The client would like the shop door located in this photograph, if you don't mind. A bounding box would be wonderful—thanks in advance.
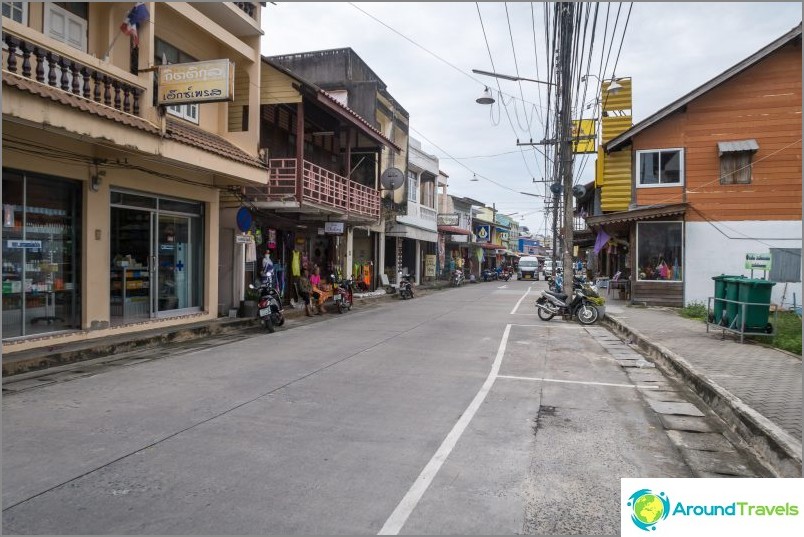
[155,214,191,314]
[110,207,154,323]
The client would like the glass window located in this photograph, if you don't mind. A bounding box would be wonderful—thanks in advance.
[407,170,418,203]
[637,149,683,187]
[154,38,199,124]
[44,2,87,51]
[2,169,82,339]
[2,2,26,23]
[637,222,683,281]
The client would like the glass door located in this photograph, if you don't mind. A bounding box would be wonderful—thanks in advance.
[156,214,191,314]
[110,207,153,323]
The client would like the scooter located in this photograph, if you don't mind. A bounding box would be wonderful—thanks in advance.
[499,268,512,282]
[251,269,285,333]
[399,273,414,300]
[332,275,354,313]
[481,269,498,282]
[451,269,465,287]
[534,283,601,325]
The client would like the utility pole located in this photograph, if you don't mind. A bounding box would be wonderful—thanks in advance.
[557,2,575,296]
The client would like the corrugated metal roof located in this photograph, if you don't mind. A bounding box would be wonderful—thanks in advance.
[717,139,759,155]
[606,24,802,152]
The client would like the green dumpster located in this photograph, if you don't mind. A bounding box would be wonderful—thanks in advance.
[735,278,776,333]
[723,276,745,327]
[711,274,741,325]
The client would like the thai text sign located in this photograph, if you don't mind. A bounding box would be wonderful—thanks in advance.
[425,255,436,277]
[437,213,460,226]
[324,222,345,234]
[158,60,234,105]
[745,253,772,271]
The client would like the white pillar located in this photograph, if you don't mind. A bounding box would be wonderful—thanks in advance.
[346,227,354,279]
[415,239,421,285]
[377,230,385,289]
[235,243,245,303]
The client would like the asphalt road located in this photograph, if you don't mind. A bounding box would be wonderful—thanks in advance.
[3,280,716,534]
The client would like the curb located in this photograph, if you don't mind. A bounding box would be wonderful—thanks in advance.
[602,313,802,478]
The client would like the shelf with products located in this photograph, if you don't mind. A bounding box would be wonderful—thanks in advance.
[110,267,151,318]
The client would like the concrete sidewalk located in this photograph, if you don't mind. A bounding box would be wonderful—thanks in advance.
[603,300,802,477]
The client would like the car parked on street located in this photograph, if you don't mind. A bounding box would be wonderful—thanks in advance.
[517,256,540,280]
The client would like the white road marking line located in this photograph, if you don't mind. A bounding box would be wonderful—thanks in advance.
[497,374,659,389]
[510,286,532,315]
[378,324,513,535]
[498,285,508,289]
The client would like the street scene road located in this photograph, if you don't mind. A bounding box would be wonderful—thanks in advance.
[1,281,769,535]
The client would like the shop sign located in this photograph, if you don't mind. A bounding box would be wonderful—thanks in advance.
[425,255,436,277]
[235,234,253,244]
[158,59,234,105]
[475,225,490,242]
[324,222,345,234]
[498,231,510,242]
[745,252,772,271]
[438,213,460,226]
[7,240,42,249]
[236,206,253,233]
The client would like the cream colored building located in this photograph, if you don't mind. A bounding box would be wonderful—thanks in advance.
[2,2,267,355]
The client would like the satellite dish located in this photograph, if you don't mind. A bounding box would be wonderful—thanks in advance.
[381,167,404,191]
[572,184,587,198]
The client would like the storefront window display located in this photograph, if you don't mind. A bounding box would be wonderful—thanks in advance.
[636,221,683,281]
[2,169,82,339]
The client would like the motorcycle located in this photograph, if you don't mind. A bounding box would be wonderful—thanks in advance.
[250,269,285,333]
[332,275,354,314]
[481,268,498,282]
[451,269,465,287]
[534,281,601,325]
[499,268,512,282]
[398,273,414,300]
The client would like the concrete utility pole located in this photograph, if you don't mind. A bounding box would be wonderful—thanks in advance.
[557,2,575,296]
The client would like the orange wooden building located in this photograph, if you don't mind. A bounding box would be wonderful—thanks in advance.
[588,24,802,307]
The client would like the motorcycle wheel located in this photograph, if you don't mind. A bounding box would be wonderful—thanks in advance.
[536,299,556,321]
[276,314,285,327]
[576,304,600,325]
[262,317,275,333]
[338,301,347,314]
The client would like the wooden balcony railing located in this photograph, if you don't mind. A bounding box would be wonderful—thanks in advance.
[234,2,257,19]
[3,29,145,116]
[246,158,380,220]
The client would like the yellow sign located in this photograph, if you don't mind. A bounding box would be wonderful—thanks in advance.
[158,59,234,105]
[425,255,437,277]
[572,119,597,154]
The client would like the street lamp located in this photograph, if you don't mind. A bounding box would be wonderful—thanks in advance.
[472,69,557,86]
[581,74,624,95]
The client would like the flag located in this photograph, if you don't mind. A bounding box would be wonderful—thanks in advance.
[120,3,149,47]
[593,227,611,255]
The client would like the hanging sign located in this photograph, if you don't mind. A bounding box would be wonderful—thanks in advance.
[235,234,253,244]
[158,59,235,105]
[325,222,345,234]
[236,207,253,232]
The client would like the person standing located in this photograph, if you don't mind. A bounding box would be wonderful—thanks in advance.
[298,267,314,316]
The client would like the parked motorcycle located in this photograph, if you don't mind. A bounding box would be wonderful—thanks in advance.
[481,269,498,282]
[332,275,354,314]
[250,269,285,332]
[499,268,512,282]
[451,269,465,287]
[399,273,414,300]
[534,284,601,325]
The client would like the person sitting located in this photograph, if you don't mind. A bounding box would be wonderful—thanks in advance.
[310,266,333,315]
[298,267,314,317]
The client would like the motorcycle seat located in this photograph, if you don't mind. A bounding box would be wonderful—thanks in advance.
[545,290,568,301]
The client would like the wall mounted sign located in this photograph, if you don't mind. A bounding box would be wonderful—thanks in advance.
[158,59,234,105]
[475,225,490,242]
[745,252,772,271]
[324,222,345,234]
[236,207,252,232]
[437,213,460,226]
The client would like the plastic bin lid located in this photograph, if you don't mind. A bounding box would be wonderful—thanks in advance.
[739,278,776,287]
[711,274,742,280]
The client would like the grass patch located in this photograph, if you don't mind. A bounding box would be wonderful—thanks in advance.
[680,301,708,320]
[758,312,802,355]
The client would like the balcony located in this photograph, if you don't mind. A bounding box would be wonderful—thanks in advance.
[244,159,380,221]
[2,26,146,117]
[190,2,262,37]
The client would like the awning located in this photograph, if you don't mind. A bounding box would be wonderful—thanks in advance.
[717,139,759,156]
[437,225,471,235]
[585,203,687,228]
[476,242,499,250]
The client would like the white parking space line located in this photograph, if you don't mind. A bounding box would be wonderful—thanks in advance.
[378,324,513,535]
[510,286,532,315]
[497,374,659,390]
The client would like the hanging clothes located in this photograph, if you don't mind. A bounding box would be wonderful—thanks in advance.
[246,239,257,263]
[292,250,301,277]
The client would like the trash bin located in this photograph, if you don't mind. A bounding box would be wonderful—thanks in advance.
[735,278,776,333]
[711,274,741,325]
[722,276,745,327]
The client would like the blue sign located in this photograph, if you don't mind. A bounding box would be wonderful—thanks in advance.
[475,225,490,242]
[236,207,253,232]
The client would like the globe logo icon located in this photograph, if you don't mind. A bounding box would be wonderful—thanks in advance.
[627,489,670,531]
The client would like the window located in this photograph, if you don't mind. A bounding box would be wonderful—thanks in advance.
[769,248,801,283]
[155,38,199,124]
[718,140,758,185]
[407,170,419,203]
[44,2,87,52]
[637,149,683,187]
[2,1,26,23]
[636,222,683,281]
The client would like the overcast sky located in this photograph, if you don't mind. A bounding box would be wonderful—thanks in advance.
[261,2,801,236]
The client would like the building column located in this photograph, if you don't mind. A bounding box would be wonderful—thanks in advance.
[415,239,421,285]
[377,230,385,289]
[346,226,354,279]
